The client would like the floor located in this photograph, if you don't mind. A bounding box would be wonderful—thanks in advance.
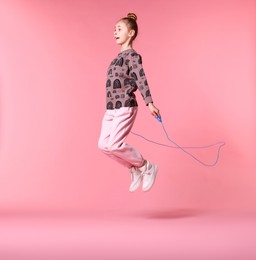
[0,209,256,260]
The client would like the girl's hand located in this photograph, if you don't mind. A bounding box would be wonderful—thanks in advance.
[148,102,161,119]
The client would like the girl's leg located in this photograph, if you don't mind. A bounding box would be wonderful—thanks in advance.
[98,109,136,168]
[98,107,158,192]
[98,107,145,168]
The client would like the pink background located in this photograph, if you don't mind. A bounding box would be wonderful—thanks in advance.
[0,0,255,213]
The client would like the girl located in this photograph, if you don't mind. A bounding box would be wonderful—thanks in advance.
[98,13,161,192]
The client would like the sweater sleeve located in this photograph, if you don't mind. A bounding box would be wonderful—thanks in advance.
[129,52,153,105]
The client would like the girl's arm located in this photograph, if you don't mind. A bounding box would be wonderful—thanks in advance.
[129,52,161,119]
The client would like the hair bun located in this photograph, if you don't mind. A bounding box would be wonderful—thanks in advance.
[127,13,137,21]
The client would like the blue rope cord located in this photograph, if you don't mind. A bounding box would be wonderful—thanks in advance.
[131,119,226,167]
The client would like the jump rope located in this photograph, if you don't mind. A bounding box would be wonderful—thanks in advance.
[131,116,226,167]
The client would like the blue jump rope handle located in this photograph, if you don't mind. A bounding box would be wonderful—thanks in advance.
[156,116,162,122]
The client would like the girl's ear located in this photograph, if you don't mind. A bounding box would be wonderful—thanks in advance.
[129,29,135,38]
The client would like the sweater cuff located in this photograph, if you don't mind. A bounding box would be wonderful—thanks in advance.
[145,96,153,106]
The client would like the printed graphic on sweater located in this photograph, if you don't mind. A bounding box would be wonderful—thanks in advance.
[106,49,153,110]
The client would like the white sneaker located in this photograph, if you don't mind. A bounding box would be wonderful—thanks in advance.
[142,161,158,192]
[129,167,143,192]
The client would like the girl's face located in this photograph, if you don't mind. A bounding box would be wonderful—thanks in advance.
[114,21,134,47]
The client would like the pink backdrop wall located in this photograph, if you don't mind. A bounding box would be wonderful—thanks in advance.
[0,0,255,212]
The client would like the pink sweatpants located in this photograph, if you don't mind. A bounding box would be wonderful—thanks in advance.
[98,107,145,169]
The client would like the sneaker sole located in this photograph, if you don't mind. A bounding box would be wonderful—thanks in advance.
[142,165,158,192]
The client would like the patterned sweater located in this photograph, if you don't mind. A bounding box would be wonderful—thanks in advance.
[106,49,153,110]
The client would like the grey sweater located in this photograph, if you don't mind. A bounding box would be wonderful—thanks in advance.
[106,49,153,110]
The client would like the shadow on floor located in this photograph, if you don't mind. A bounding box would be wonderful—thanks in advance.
[137,208,206,219]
